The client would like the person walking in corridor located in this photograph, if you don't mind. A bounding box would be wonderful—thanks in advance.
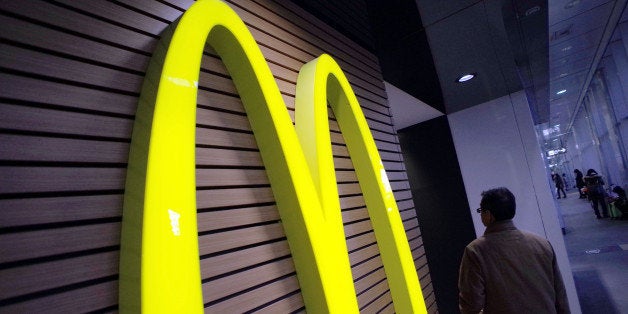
[458,187,570,314]
[584,169,609,219]
[553,172,567,199]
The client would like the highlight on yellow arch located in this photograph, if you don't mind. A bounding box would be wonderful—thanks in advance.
[119,0,426,312]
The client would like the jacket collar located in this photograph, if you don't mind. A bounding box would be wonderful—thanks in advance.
[484,219,516,235]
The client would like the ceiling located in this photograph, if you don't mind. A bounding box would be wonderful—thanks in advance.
[367,0,554,124]
[547,0,627,140]
[414,0,626,128]
[292,0,627,140]
[417,0,628,137]
[414,0,545,117]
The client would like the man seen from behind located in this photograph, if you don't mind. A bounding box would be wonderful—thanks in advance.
[458,187,570,313]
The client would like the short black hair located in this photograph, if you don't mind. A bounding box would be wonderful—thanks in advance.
[480,187,516,221]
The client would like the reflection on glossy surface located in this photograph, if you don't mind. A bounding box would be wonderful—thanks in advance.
[166,76,197,88]
[167,209,180,236]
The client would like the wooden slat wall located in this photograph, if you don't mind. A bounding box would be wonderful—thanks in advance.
[289,0,375,52]
[0,0,436,312]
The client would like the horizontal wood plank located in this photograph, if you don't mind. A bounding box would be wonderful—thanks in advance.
[342,207,370,223]
[0,14,151,72]
[198,222,286,256]
[346,231,377,252]
[204,275,302,313]
[0,103,134,139]
[196,187,275,209]
[0,167,126,194]
[53,0,170,36]
[355,267,388,296]
[0,0,158,53]
[360,282,393,313]
[200,240,290,279]
[196,168,270,187]
[0,73,138,115]
[253,289,305,313]
[0,134,129,164]
[202,257,295,302]
[0,251,118,300]
[196,128,257,149]
[0,222,120,264]
[0,194,122,228]
[116,0,186,22]
[338,182,362,196]
[345,220,375,238]
[197,205,279,232]
[0,44,144,93]
[0,280,118,313]
[351,254,384,281]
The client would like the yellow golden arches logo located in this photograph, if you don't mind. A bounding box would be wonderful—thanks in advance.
[119,0,426,313]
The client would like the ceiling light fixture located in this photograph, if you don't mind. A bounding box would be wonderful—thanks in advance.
[556,89,567,95]
[457,73,476,83]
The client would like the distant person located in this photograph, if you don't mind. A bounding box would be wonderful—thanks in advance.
[458,187,570,314]
[584,169,609,219]
[610,186,628,219]
[552,173,567,199]
[574,169,586,199]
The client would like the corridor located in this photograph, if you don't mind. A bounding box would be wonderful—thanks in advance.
[558,190,628,313]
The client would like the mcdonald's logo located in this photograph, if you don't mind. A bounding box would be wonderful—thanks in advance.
[119,0,426,312]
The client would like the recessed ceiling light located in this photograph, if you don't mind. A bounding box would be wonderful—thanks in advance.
[556,89,567,95]
[457,73,476,83]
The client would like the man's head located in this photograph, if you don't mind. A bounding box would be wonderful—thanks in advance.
[479,187,516,225]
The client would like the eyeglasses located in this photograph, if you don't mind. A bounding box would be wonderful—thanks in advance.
[476,207,488,213]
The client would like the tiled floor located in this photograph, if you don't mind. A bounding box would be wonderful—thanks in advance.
[558,190,628,314]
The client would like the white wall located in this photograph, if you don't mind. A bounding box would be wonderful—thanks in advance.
[384,81,444,130]
[447,91,581,313]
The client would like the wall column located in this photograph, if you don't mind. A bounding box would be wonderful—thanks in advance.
[447,90,580,312]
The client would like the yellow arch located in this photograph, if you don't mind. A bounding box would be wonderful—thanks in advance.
[119,0,426,312]
[296,55,425,313]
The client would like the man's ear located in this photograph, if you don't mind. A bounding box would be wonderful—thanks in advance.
[488,212,496,224]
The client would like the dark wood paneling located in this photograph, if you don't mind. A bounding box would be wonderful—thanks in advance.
[0,0,160,53]
[201,257,296,303]
[0,251,118,300]
[0,223,120,264]
[0,73,138,115]
[200,241,290,279]
[0,280,118,313]
[0,195,122,228]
